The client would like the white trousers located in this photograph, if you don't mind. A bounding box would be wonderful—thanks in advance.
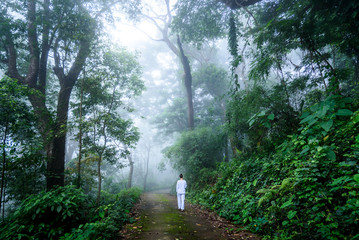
[177,193,185,210]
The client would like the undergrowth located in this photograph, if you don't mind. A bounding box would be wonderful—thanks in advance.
[188,95,359,239]
[0,186,142,240]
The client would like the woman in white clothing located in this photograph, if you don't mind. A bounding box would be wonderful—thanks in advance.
[176,173,187,211]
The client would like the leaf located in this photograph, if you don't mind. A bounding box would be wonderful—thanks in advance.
[267,113,274,120]
[307,118,318,127]
[300,111,310,119]
[310,104,319,112]
[263,122,271,128]
[57,205,62,213]
[326,149,336,161]
[354,174,359,183]
[253,179,258,186]
[258,110,266,117]
[316,105,330,118]
[287,210,297,220]
[300,146,310,155]
[320,119,333,132]
[280,200,293,209]
[248,119,255,127]
[300,114,315,124]
[336,109,353,116]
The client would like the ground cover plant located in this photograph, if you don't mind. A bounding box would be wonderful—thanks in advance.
[0,186,142,239]
[187,96,359,239]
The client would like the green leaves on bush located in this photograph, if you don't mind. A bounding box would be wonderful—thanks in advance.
[0,186,89,239]
[0,186,142,240]
[61,187,142,240]
[188,96,359,239]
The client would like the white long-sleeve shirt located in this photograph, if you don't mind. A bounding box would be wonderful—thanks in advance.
[176,179,187,194]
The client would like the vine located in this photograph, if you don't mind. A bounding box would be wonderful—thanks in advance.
[228,11,241,92]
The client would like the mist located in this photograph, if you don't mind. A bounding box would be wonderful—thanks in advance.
[2,0,358,238]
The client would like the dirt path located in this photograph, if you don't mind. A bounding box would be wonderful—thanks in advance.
[121,190,260,240]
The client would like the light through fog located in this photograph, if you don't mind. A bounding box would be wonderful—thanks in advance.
[102,1,183,192]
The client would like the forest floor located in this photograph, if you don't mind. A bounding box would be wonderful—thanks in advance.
[120,189,260,240]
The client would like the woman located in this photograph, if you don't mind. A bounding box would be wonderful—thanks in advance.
[176,173,187,211]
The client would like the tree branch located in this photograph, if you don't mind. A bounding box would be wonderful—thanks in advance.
[53,37,65,84]
[26,0,40,87]
[38,0,50,94]
[218,0,262,9]
[5,37,24,82]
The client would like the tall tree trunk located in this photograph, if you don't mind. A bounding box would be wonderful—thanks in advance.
[143,145,150,192]
[0,123,8,216]
[97,155,102,204]
[46,76,76,189]
[128,153,134,189]
[77,78,84,189]
[5,0,93,190]
[141,2,195,130]
[177,35,195,129]
[2,177,6,219]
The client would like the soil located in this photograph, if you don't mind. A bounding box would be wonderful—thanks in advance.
[120,189,261,240]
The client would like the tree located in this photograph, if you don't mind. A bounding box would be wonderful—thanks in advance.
[143,142,151,192]
[0,0,140,190]
[71,46,144,202]
[127,150,134,189]
[164,127,227,183]
[0,77,44,216]
[139,0,195,129]
[173,0,359,96]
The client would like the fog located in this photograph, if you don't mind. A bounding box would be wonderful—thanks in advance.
[64,1,206,192]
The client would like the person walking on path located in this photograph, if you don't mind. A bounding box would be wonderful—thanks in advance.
[176,173,187,212]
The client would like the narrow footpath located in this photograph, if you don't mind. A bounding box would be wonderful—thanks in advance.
[120,190,260,240]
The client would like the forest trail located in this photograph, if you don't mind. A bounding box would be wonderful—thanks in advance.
[121,190,260,240]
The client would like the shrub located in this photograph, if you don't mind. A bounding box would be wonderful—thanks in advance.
[164,126,226,183]
[62,187,142,240]
[188,96,359,239]
[0,186,142,240]
[0,186,90,239]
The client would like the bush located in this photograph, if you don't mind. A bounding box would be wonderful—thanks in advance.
[62,187,142,240]
[188,96,359,239]
[0,186,142,240]
[0,186,90,239]
[164,126,226,183]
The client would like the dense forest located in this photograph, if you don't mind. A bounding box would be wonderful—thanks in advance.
[0,0,358,239]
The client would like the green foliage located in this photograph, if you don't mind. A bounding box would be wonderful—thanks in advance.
[250,0,359,95]
[0,186,142,239]
[61,187,142,240]
[172,0,228,46]
[0,76,45,204]
[164,126,226,183]
[226,84,299,154]
[188,96,359,239]
[0,186,89,239]
[228,11,241,91]
[153,97,188,137]
[192,64,230,127]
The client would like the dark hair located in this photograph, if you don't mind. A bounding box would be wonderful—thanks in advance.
[179,174,183,178]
